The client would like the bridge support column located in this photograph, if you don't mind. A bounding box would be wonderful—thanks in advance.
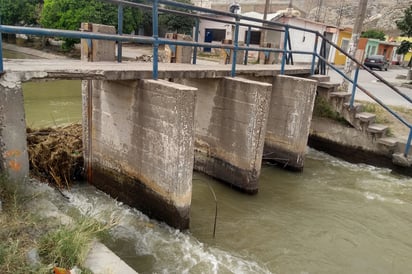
[0,78,29,182]
[178,77,271,193]
[83,79,196,229]
[264,75,317,170]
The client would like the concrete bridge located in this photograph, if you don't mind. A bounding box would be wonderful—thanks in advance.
[0,42,318,229]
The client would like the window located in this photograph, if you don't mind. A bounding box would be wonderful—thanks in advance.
[204,29,226,42]
[340,38,350,53]
[244,30,261,45]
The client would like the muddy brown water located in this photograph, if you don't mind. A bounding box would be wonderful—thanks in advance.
[5,48,412,273]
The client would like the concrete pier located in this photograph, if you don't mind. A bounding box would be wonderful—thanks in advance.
[0,76,29,182]
[264,75,317,170]
[179,77,272,193]
[83,79,196,229]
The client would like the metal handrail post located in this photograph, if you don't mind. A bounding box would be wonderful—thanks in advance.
[231,17,240,77]
[280,26,289,75]
[117,4,123,63]
[244,25,251,65]
[405,129,412,157]
[350,66,360,108]
[311,34,318,75]
[193,18,199,64]
[0,13,3,73]
[0,31,3,74]
[152,0,159,80]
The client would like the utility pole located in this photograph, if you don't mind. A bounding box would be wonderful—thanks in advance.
[336,1,344,27]
[258,0,270,63]
[315,0,323,22]
[259,0,270,46]
[342,0,368,90]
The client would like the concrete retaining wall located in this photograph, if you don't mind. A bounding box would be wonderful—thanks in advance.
[0,76,29,181]
[81,23,116,62]
[178,77,271,193]
[83,79,196,229]
[264,75,317,170]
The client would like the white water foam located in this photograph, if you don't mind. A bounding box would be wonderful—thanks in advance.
[66,186,272,274]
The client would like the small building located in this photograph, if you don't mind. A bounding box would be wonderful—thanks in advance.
[395,36,412,66]
[357,37,400,64]
[333,27,352,65]
[197,6,341,65]
[269,9,341,64]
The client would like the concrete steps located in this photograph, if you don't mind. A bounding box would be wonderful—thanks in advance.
[311,74,411,167]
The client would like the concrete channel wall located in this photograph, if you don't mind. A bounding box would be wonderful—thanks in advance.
[264,75,317,171]
[83,79,196,229]
[0,77,29,182]
[178,77,272,193]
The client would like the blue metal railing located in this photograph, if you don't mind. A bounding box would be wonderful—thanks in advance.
[0,0,411,157]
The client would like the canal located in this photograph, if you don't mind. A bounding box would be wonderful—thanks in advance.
[4,48,412,273]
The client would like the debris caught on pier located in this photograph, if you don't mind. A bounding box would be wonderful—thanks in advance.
[26,124,84,189]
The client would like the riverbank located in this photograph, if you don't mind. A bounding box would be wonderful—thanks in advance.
[0,174,138,274]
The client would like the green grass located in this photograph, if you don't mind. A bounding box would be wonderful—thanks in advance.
[0,174,47,273]
[360,102,391,124]
[313,96,349,125]
[0,174,115,273]
[39,217,111,269]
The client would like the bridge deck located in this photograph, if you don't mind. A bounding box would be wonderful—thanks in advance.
[2,59,311,81]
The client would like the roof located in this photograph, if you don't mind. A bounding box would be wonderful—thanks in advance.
[240,11,282,26]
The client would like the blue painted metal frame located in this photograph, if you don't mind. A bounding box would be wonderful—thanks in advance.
[0,13,2,73]
[231,17,240,77]
[192,18,199,65]
[310,34,318,75]
[280,26,289,75]
[350,66,360,108]
[117,4,123,63]
[152,0,159,80]
[244,26,251,65]
[0,32,3,73]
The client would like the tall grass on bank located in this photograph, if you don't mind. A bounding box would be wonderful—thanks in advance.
[0,174,47,273]
[39,217,112,270]
[0,174,115,273]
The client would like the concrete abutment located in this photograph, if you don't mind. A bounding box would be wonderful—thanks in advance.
[83,79,196,229]
[177,77,272,193]
[0,77,29,182]
[263,75,317,171]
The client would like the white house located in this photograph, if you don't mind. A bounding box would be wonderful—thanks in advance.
[196,6,339,64]
[271,12,339,64]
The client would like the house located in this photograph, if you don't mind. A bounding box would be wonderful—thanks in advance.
[270,10,339,64]
[197,11,280,53]
[333,27,352,65]
[197,6,341,64]
[395,36,412,66]
[357,37,400,64]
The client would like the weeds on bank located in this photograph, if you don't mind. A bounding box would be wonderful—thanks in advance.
[313,96,349,125]
[361,102,391,124]
[0,174,115,273]
[39,217,112,270]
[0,174,46,273]
[360,101,412,137]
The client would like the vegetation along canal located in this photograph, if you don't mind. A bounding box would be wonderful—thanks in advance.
[5,48,412,273]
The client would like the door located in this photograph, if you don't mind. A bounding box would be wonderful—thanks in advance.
[204,29,213,52]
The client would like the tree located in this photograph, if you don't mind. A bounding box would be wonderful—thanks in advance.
[158,0,195,35]
[0,0,41,25]
[40,0,142,49]
[396,5,412,79]
[360,29,386,41]
[396,5,412,37]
